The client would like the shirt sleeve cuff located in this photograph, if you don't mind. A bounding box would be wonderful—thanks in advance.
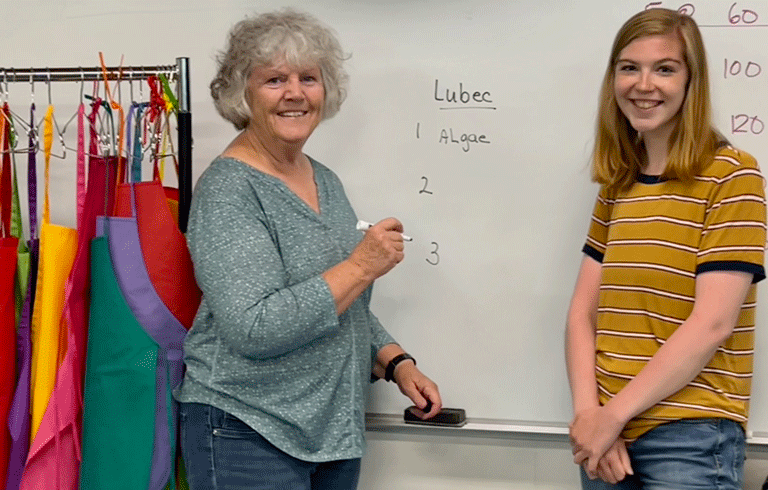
[582,244,604,263]
[697,260,766,284]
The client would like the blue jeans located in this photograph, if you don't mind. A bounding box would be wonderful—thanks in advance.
[580,418,745,490]
[179,402,361,490]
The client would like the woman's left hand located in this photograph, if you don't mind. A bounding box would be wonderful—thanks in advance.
[394,362,442,419]
[569,405,625,474]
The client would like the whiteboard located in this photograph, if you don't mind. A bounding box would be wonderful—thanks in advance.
[4,0,768,434]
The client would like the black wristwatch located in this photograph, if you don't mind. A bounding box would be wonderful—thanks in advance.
[385,353,416,382]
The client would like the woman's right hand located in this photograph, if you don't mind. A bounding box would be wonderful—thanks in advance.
[323,218,406,315]
[348,218,406,281]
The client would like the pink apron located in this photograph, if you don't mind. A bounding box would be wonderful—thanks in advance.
[19,101,115,490]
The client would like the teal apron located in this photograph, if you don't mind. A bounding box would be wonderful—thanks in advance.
[79,236,157,490]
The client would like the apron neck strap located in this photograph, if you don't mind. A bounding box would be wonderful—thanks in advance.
[27,103,38,239]
[76,103,86,231]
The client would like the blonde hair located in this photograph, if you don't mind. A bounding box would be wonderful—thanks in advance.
[592,8,725,189]
[210,8,349,130]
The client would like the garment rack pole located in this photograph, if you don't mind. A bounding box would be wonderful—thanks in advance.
[0,58,192,231]
[176,57,192,233]
[0,65,178,82]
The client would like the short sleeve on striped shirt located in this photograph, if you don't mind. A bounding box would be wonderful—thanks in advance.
[582,187,613,262]
[697,151,767,283]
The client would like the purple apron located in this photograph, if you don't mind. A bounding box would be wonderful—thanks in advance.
[99,183,186,490]
[5,103,40,490]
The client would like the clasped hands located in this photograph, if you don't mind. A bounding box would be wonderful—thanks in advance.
[569,405,633,484]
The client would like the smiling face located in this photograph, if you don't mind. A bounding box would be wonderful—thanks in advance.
[246,62,325,148]
[614,32,689,146]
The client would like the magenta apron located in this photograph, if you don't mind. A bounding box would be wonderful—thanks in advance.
[18,100,116,490]
[4,102,37,490]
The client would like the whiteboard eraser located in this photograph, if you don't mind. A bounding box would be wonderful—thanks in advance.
[404,406,466,427]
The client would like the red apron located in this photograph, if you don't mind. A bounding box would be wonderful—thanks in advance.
[0,101,19,489]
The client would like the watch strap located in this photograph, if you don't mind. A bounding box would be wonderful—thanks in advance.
[385,353,416,382]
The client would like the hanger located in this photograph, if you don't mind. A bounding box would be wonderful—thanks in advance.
[0,80,10,158]
[157,73,178,114]
[123,69,145,167]
[154,105,178,168]
[141,79,165,164]
[3,69,34,133]
[126,99,148,176]
[84,94,115,157]
[59,68,102,159]
[0,71,14,143]
[79,77,115,158]
[128,72,135,107]
[0,69,6,105]
[98,52,126,159]
[59,68,84,154]
[140,68,146,104]
[0,69,37,156]
[38,69,67,159]
[153,74,182,179]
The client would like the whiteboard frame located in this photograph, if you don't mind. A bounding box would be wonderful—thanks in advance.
[365,413,768,456]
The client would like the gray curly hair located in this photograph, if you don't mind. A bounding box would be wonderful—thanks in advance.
[210,9,349,130]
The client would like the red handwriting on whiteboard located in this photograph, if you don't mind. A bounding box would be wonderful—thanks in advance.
[645,2,695,15]
[724,59,762,79]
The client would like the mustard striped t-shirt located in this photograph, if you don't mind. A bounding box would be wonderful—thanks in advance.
[583,146,767,441]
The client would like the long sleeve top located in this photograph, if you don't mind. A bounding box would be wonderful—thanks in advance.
[175,156,396,462]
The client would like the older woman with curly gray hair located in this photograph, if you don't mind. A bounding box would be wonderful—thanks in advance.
[175,9,442,490]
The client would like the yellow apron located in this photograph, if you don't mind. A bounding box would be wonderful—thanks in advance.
[28,106,78,441]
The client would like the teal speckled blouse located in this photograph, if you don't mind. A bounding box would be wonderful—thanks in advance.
[175,156,396,462]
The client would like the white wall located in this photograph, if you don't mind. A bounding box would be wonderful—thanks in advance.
[360,432,768,489]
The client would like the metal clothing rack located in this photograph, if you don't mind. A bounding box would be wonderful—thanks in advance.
[0,57,192,232]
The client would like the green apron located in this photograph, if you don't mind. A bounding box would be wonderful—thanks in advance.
[79,236,157,490]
